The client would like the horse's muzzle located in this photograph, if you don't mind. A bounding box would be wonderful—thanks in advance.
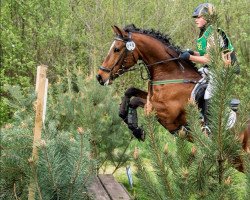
[96,74,104,85]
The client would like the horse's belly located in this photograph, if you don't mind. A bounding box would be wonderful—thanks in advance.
[149,84,194,130]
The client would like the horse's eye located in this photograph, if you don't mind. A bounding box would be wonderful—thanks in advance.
[114,48,120,52]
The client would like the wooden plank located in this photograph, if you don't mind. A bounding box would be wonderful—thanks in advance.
[98,174,131,200]
[88,176,111,200]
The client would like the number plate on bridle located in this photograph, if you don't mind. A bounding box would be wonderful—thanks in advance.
[126,41,136,51]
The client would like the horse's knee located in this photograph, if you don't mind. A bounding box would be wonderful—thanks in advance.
[129,97,145,109]
[125,87,139,98]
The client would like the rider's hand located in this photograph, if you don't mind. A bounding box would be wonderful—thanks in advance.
[179,51,191,60]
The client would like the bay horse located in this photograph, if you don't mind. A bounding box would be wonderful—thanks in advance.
[96,24,249,171]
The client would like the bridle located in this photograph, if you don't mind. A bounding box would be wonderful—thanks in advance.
[99,32,184,81]
[99,32,138,80]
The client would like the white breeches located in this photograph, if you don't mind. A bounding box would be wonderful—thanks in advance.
[199,67,213,100]
[204,74,213,100]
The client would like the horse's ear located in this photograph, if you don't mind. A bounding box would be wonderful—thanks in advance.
[112,25,125,37]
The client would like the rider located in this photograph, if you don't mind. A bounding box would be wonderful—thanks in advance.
[179,3,237,131]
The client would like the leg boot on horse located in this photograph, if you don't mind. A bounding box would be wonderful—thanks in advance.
[119,87,147,141]
[127,107,145,141]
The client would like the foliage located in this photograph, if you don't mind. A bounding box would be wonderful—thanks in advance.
[133,25,249,198]
[1,0,249,125]
[0,83,95,199]
[46,70,132,173]
[134,111,248,199]
[1,0,250,199]
[133,113,194,200]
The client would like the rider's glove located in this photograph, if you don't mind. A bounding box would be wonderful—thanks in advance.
[186,49,194,55]
[179,51,191,61]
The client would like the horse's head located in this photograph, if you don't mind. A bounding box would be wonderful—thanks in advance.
[96,25,140,85]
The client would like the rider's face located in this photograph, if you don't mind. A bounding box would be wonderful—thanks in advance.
[194,16,207,28]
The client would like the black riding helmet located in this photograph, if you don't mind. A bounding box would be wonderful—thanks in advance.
[192,3,215,18]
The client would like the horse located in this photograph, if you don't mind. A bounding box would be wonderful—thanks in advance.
[96,24,250,172]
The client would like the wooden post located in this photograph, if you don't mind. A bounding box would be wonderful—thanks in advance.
[28,65,48,200]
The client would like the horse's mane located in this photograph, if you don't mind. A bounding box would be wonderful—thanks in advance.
[124,24,198,71]
[123,24,182,54]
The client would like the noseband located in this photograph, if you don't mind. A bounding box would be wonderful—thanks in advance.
[99,32,138,80]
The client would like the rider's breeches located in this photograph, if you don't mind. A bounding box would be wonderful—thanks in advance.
[204,72,214,100]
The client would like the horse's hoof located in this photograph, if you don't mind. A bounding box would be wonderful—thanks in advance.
[132,128,145,142]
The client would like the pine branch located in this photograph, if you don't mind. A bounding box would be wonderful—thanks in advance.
[40,141,59,199]
[28,157,43,200]
[145,114,174,199]
[112,138,132,174]
[134,156,165,200]
[67,133,84,200]
[13,182,20,200]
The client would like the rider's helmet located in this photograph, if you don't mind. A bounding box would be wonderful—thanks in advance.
[192,3,215,18]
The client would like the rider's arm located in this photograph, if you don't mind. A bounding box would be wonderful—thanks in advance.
[193,51,200,56]
[189,53,210,64]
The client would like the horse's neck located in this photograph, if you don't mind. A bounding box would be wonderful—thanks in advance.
[135,35,168,65]
[135,35,200,81]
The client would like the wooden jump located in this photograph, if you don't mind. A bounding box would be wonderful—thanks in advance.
[88,174,132,200]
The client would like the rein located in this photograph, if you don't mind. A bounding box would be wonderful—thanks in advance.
[145,57,180,67]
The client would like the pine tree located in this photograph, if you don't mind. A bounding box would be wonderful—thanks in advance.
[1,82,95,199]
[134,113,196,200]
[48,70,133,173]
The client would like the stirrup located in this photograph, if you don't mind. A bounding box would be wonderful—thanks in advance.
[201,125,211,135]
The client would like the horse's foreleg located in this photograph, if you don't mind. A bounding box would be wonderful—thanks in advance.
[119,87,147,121]
[119,96,130,122]
[127,97,146,141]
[119,87,147,141]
